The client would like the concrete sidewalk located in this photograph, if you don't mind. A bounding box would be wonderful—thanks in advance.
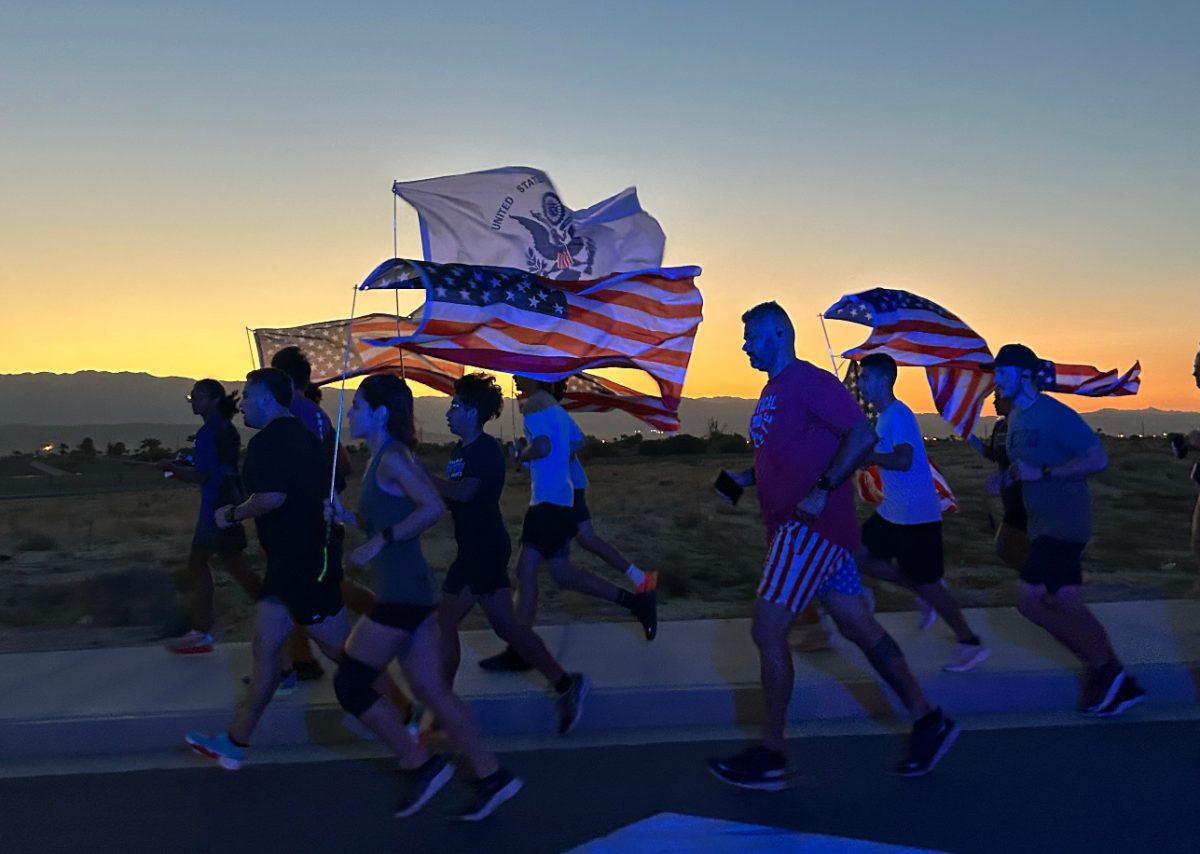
[1,600,1198,760]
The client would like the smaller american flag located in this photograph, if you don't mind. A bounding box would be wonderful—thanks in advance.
[826,288,993,436]
[854,462,959,514]
[1034,360,1141,396]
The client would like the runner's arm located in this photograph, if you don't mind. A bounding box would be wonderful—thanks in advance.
[216,492,285,528]
[867,443,913,472]
[517,435,551,462]
[1014,441,1107,482]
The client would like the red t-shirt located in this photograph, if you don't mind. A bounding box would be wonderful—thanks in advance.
[751,359,866,549]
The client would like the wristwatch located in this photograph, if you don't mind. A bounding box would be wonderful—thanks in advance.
[225,506,238,524]
[816,475,834,492]
[1040,464,1053,480]
[381,526,396,544]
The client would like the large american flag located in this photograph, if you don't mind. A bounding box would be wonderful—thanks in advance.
[825,288,994,436]
[357,258,703,416]
[253,313,689,433]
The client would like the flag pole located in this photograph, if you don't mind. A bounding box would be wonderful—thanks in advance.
[244,327,260,370]
[392,189,407,380]
[818,314,841,377]
[320,283,359,582]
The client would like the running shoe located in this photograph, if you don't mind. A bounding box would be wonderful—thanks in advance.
[166,630,214,655]
[449,768,524,821]
[185,731,245,770]
[478,646,532,672]
[275,668,298,697]
[1086,675,1147,718]
[1080,663,1126,714]
[635,571,659,595]
[630,589,658,641]
[916,597,937,631]
[293,659,325,681]
[707,745,794,791]
[555,673,591,735]
[943,642,990,673]
[394,755,454,818]
[894,710,959,777]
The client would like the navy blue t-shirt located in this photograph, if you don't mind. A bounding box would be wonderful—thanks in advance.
[446,433,509,556]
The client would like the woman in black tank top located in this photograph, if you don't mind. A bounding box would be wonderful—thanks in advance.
[326,375,522,820]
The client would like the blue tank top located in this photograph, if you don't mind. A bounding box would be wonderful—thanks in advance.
[358,441,439,606]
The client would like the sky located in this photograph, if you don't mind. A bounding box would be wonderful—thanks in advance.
[2,1,1198,412]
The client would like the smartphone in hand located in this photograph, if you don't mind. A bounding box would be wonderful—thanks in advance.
[714,470,744,505]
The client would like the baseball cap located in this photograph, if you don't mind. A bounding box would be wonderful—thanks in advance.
[990,343,1041,371]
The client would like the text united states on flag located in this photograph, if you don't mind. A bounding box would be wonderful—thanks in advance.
[357,258,703,415]
[825,288,994,437]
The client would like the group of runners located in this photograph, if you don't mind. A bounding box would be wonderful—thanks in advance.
[162,304,1156,817]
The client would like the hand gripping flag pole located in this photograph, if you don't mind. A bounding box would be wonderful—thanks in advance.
[321,283,359,583]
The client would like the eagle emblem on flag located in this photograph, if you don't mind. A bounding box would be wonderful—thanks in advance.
[512,192,597,280]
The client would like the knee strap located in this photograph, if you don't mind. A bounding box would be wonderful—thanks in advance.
[333,655,382,717]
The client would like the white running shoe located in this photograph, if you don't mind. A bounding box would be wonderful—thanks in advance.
[943,642,990,673]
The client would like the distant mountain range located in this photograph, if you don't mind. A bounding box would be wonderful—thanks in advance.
[0,371,1196,454]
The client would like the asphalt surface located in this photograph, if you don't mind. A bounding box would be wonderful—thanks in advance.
[4,719,1198,854]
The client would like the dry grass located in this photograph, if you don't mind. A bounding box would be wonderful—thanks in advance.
[0,438,1195,650]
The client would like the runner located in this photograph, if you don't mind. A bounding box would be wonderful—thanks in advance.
[709,302,958,789]
[855,354,989,673]
[477,375,656,672]
[990,343,1146,716]
[270,346,349,682]
[553,381,657,597]
[968,390,1030,569]
[429,372,588,735]
[162,379,261,654]
[326,374,522,820]
[184,368,346,768]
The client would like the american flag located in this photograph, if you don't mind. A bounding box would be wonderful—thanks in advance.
[854,462,960,514]
[558,373,681,432]
[251,313,465,395]
[358,258,703,415]
[1033,360,1141,396]
[825,288,993,436]
[252,314,688,433]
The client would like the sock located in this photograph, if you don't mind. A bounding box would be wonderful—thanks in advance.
[554,674,572,694]
[228,733,250,748]
[615,590,634,609]
[961,636,981,646]
[624,564,646,587]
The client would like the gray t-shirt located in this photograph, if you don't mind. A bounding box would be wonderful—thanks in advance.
[1007,395,1099,543]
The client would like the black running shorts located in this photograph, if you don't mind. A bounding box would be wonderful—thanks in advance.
[572,489,591,525]
[1020,536,1085,593]
[521,502,578,559]
[861,513,945,585]
[444,540,513,597]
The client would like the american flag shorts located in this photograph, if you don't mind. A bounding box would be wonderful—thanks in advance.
[758,522,859,612]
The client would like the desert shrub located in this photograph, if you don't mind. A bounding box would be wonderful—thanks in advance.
[708,432,750,453]
[17,532,58,551]
[637,434,707,456]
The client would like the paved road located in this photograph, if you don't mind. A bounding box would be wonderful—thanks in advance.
[5,719,1197,853]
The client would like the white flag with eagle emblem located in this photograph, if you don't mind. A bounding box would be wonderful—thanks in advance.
[393,167,665,281]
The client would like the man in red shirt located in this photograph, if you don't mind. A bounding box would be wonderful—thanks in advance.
[709,302,958,789]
